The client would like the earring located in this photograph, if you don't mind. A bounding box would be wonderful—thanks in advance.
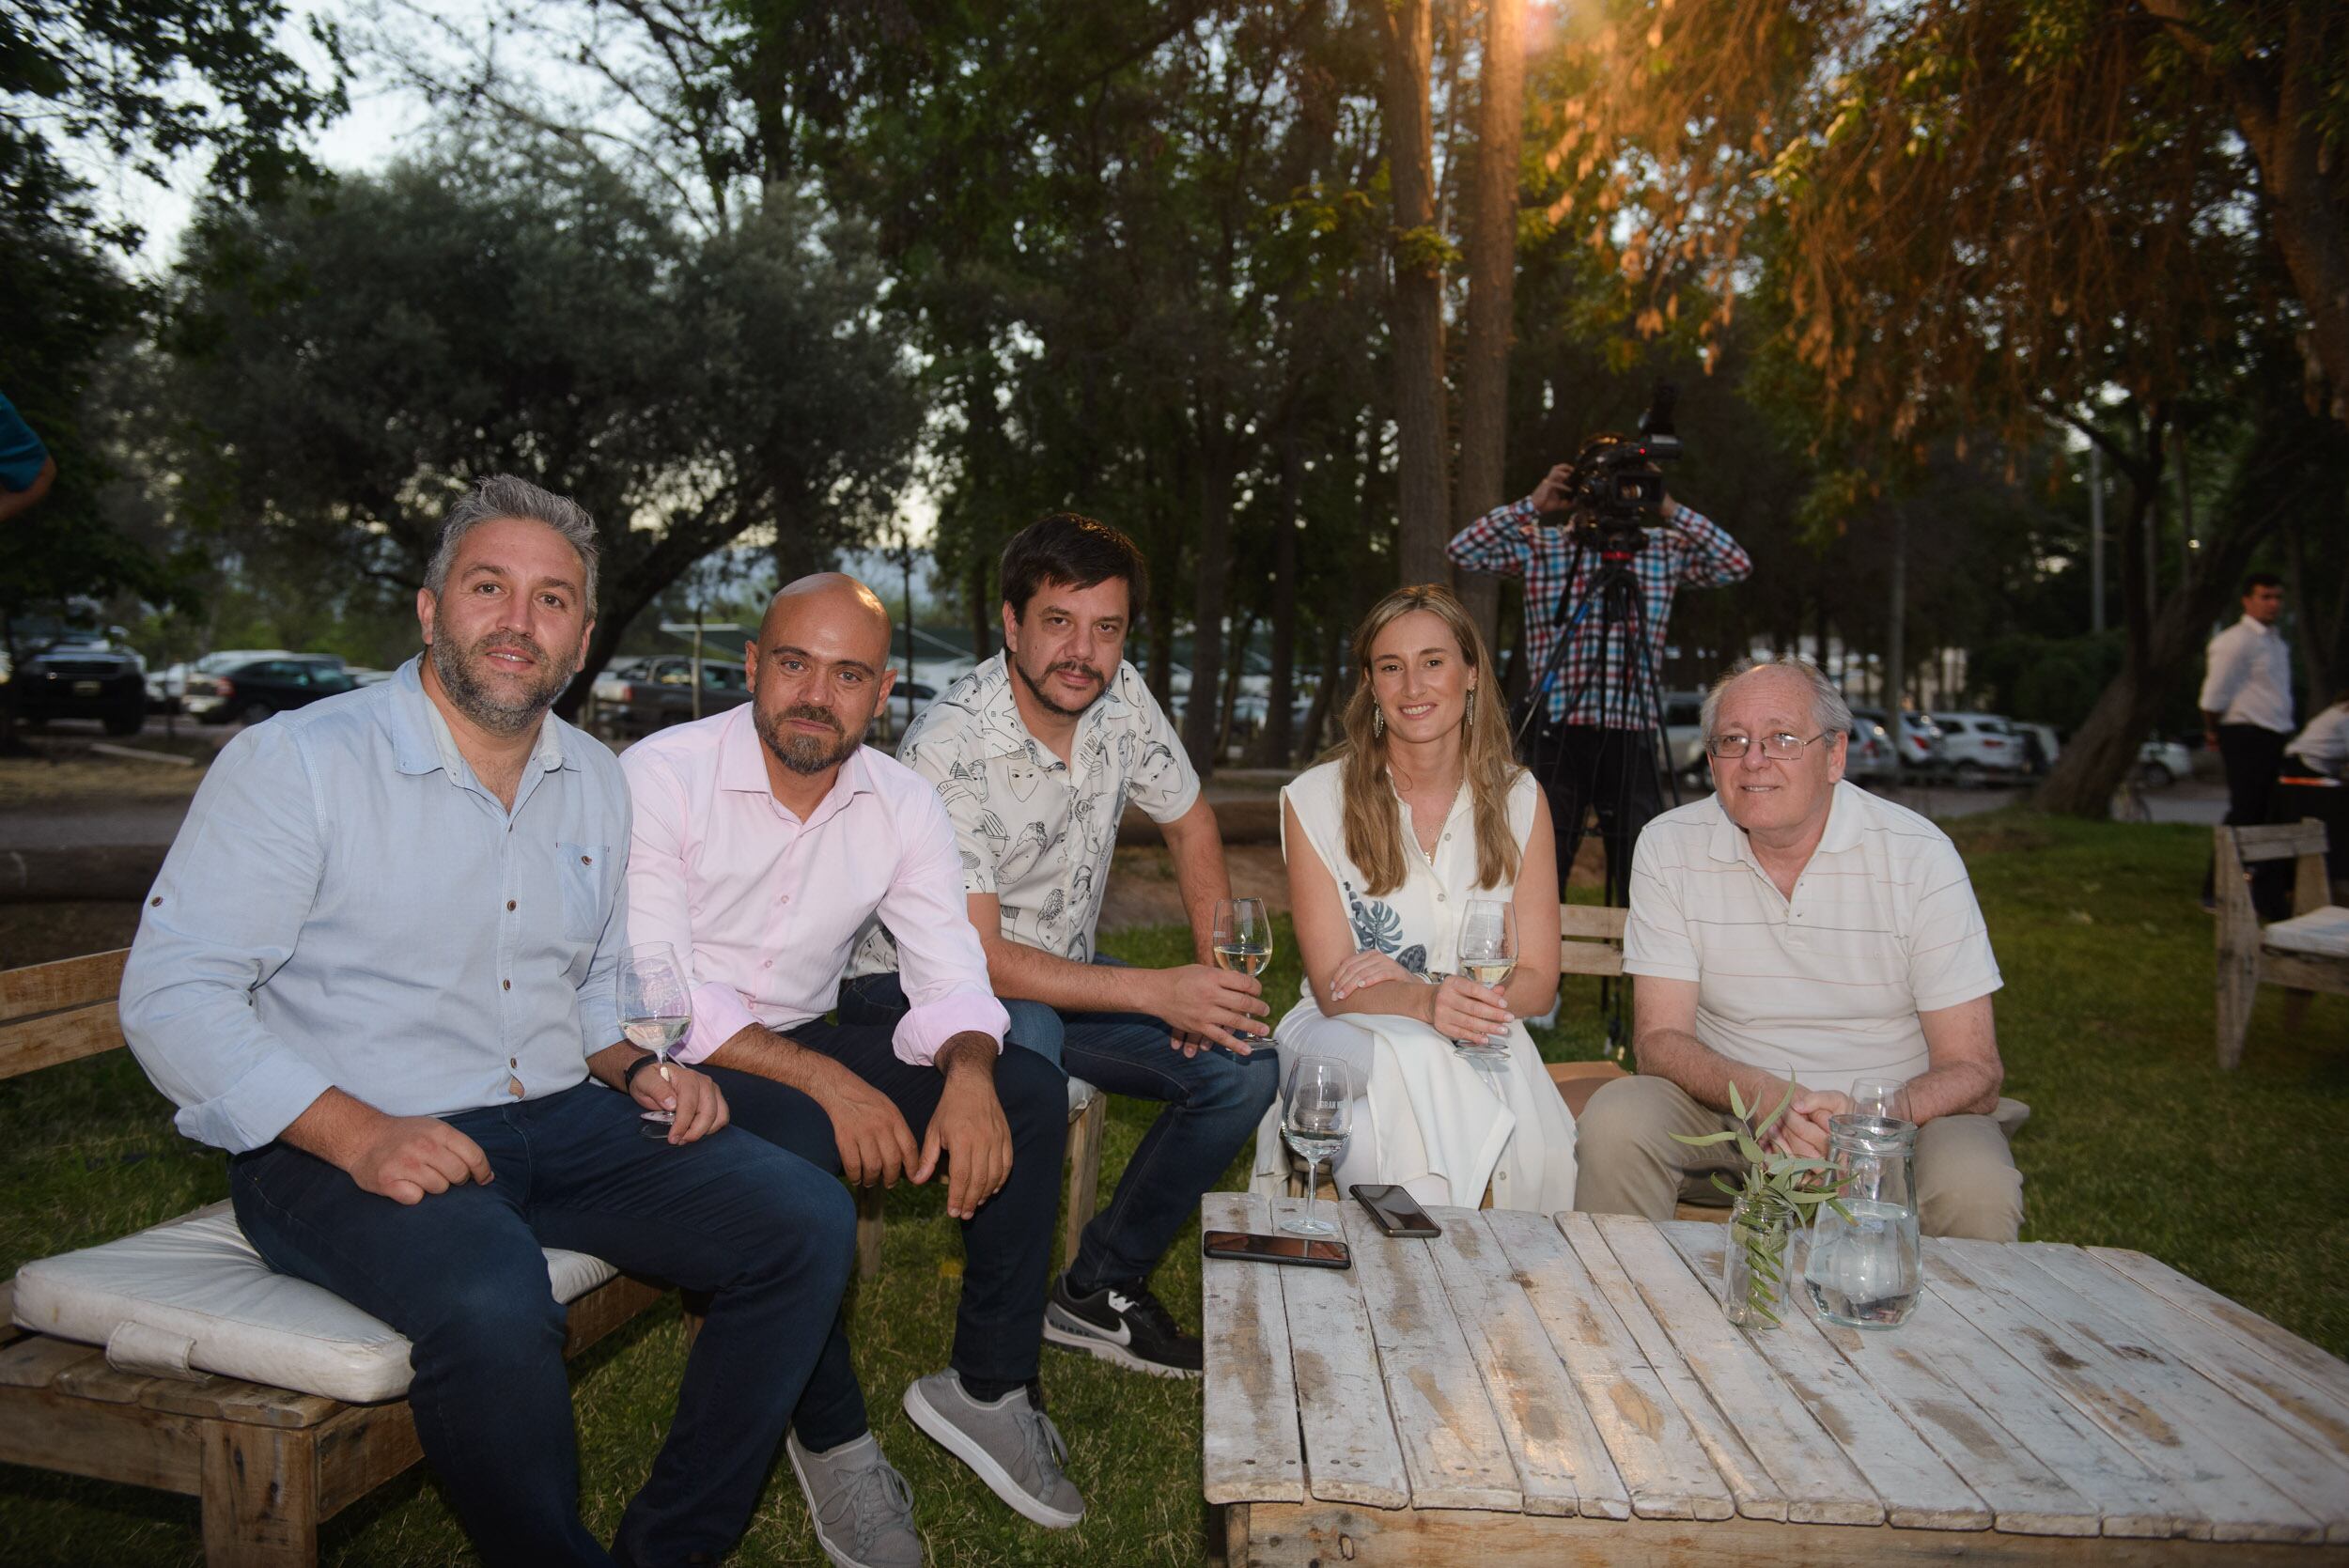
[1465,690,1477,728]
[1373,708,1386,737]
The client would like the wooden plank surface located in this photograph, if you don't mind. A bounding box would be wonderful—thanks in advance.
[1487,1209,1734,1521]
[2089,1246,2349,1411]
[0,948,128,1020]
[1269,1195,1410,1509]
[0,1334,102,1389]
[0,1382,204,1496]
[1592,1214,1884,1526]
[1237,1496,2349,1566]
[138,1374,343,1431]
[1423,1210,1626,1517]
[1664,1223,2097,1536]
[1201,1191,1307,1506]
[1556,1212,1789,1522]
[51,1357,163,1407]
[1983,1242,2349,1542]
[1928,1242,2325,1544]
[1335,1202,1521,1511]
[0,1001,129,1079]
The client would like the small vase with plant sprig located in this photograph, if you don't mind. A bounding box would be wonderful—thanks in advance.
[1672,1078,1852,1327]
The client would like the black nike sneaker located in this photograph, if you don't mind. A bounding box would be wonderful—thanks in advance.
[1042,1271,1203,1378]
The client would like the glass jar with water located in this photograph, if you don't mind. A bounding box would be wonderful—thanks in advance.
[1801,1110,1922,1327]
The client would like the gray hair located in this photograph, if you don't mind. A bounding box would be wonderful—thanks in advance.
[1701,656,1854,743]
[423,475,600,612]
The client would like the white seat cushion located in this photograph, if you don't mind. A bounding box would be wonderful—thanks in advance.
[1068,1075,1100,1119]
[11,1201,617,1405]
[2266,905,2349,960]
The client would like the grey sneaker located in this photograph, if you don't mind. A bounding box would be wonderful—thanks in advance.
[901,1372,1084,1529]
[786,1430,923,1568]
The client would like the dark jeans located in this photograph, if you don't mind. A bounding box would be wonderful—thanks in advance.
[702,1009,1069,1448]
[2204,722,2291,914]
[230,1079,854,1568]
[1527,718,1666,906]
[857,957,1278,1296]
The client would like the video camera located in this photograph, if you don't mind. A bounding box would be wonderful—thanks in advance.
[1553,382,1683,558]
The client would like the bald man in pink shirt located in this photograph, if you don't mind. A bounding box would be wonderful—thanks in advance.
[620,576,1079,1565]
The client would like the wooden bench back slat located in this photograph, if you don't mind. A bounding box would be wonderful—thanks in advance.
[0,1001,128,1080]
[2228,820,2329,863]
[0,949,130,1022]
[1559,903,1627,978]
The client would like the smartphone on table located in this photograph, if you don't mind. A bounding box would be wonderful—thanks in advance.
[1350,1184,1440,1238]
[1202,1230,1352,1269]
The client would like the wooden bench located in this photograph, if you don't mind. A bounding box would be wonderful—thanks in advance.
[2215,819,2349,1068]
[0,949,669,1567]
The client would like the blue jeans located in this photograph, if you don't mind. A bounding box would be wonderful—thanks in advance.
[855,957,1279,1295]
[230,1079,854,1568]
[704,1009,1070,1446]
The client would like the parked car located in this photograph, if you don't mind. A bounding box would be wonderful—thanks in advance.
[192,654,358,725]
[2135,737,2196,789]
[588,656,754,739]
[1926,711,2028,785]
[2015,722,2062,776]
[1661,691,1707,781]
[1843,713,1899,781]
[154,649,300,718]
[12,636,147,735]
[1851,706,1944,772]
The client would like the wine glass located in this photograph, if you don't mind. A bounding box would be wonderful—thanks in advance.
[1280,1055,1353,1236]
[1452,897,1517,1063]
[1211,897,1273,1047]
[1850,1076,1913,1126]
[618,942,693,1141]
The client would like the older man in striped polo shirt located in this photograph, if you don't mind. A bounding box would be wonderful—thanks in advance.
[1575,657,2024,1241]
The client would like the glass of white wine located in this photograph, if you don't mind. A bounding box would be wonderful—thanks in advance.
[1280,1055,1353,1236]
[1211,897,1272,1048]
[618,942,693,1141]
[1453,897,1517,1063]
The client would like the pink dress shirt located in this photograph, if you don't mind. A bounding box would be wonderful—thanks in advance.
[619,706,1008,1067]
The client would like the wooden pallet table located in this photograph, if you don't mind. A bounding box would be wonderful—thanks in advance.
[1201,1193,2349,1566]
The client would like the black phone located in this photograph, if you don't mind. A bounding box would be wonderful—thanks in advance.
[1350,1184,1440,1238]
[1202,1230,1352,1269]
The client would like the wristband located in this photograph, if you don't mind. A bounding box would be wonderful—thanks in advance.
[621,1052,663,1093]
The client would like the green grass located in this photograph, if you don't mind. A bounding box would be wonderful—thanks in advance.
[0,812,2342,1563]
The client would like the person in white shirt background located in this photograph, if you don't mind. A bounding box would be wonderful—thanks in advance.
[2285,691,2349,782]
[2199,572,2295,913]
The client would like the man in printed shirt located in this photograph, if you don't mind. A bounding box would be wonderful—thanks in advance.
[621,573,1074,1567]
[120,477,854,1568]
[1448,463,1750,903]
[854,513,1279,1381]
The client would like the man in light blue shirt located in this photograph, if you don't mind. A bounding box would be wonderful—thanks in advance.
[120,475,854,1568]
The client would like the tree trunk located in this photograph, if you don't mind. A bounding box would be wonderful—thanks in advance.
[1247,416,1303,767]
[1296,602,1348,763]
[2144,0,2349,428]
[1380,0,1451,583]
[1451,0,1522,650]
[967,550,992,666]
[1218,607,1259,762]
[1179,396,1237,776]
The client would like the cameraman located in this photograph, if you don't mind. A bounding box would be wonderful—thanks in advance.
[1447,464,1750,904]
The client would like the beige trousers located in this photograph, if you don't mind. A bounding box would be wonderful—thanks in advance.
[1571,1074,2025,1242]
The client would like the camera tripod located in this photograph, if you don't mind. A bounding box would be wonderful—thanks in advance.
[1512,526,1684,1061]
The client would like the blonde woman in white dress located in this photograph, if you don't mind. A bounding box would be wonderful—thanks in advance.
[1252,584,1578,1213]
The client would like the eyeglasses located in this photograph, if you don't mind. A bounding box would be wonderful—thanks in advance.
[1706,731,1830,760]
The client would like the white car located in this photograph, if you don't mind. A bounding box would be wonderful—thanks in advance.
[1926,711,2028,784]
[2135,738,2196,789]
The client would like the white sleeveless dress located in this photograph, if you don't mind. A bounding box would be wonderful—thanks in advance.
[1251,760,1579,1213]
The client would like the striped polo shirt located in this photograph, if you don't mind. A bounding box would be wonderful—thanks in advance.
[1622,780,2001,1086]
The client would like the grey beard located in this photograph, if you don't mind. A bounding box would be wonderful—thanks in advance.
[756,705,864,774]
[429,634,570,737]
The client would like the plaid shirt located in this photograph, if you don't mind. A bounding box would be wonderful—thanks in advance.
[1448,496,1751,729]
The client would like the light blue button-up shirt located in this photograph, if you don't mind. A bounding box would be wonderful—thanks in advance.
[121,658,631,1154]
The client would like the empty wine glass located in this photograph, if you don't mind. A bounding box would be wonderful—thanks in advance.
[1211,897,1273,1046]
[618,942,692,1141]
[1452,897,1517,1063]
[1280,1055,1353,1236]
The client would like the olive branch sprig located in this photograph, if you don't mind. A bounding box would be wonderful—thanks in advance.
[1672,1079,1853,1326]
